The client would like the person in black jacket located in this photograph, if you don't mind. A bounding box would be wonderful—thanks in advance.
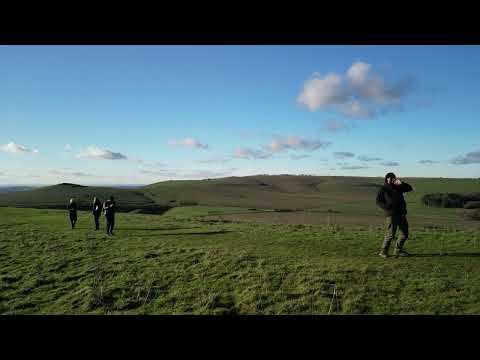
[92,196,102,230]
[376,172,413,258]
[103,196,116,236]
[67,198,78,229]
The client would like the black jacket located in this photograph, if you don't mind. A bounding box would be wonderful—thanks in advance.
[376,182,412,216]
[93,199,102,214]
[103,200,116,217]
[67,202,77,213]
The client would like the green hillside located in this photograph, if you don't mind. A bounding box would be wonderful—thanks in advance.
[143,175,384,209]
[143,175,480,211]
[1,176,479,221]
[0,183,167,214]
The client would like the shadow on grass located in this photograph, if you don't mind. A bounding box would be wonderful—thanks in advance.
[159,230,233,236]
[410,252,480,258]
[117,227,199,231]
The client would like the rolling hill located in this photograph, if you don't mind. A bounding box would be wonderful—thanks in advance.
[0,183,167,214]
[143,175,480,211]
[1,176,478,218]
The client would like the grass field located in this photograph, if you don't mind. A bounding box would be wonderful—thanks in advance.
[2,206,480,315]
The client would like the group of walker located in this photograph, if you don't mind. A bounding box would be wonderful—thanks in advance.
[67,196,116,235]
[65,172,414,257]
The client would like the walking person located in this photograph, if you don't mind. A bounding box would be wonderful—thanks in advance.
[92,196,102,230]
[67,198,78,229]
[103,196,116,236]
[376,172,413,258]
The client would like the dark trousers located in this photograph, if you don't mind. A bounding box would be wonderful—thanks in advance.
[382,214,409,252]
[106,216,115,235]
[93,212,100,230]
[69,213,77,229]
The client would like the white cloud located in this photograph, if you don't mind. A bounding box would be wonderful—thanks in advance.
[297,62,414,119]
[233,147,271,160]
[297,73,348,112]
[65,144,72,152]
[380,161,400,166]
[264,136,330,153]
[346,62,371,86]
[77,145,127,160]
[334,152,355,159]
[169,137,209,150]
[1,142,38,154]
[451,150,480,165]
[347,61,414,103]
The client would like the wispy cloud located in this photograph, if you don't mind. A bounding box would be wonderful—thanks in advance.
[297,61,414,119]
[233,147,272,160]
[65,144,72,152]
[419,159,437,164]
[77,146,127,160]
[325,119,350,132]
[49,169,93,177]
[340,100,375,118]
[1,142,38,154]
[194,157,232,164]
[169,137,209,150]
[263,136,330,153]
[340,165,368,170]
[451,150,480,165]
[290,154,311,160]
[334,152,355,159]
[380,161,400,166]
[358,155,382,162]
[132,157,166,167]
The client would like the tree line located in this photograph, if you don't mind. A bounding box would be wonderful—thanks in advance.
[421,193,480,209]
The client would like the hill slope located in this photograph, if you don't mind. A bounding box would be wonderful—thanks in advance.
[143,175,384,209]
[1,176,478,216]
[143,175,480,211]
[0,183,167,214]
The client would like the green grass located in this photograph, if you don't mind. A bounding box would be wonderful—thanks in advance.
[1,206,480,315]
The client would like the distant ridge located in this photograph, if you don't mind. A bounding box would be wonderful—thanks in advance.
[0,183,169,214]
[59,183,87,187]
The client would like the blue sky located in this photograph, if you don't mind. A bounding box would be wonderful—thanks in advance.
[1,45,479,185]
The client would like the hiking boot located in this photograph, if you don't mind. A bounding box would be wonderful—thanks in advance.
[378,251,389,258]
[394,249,410,257]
